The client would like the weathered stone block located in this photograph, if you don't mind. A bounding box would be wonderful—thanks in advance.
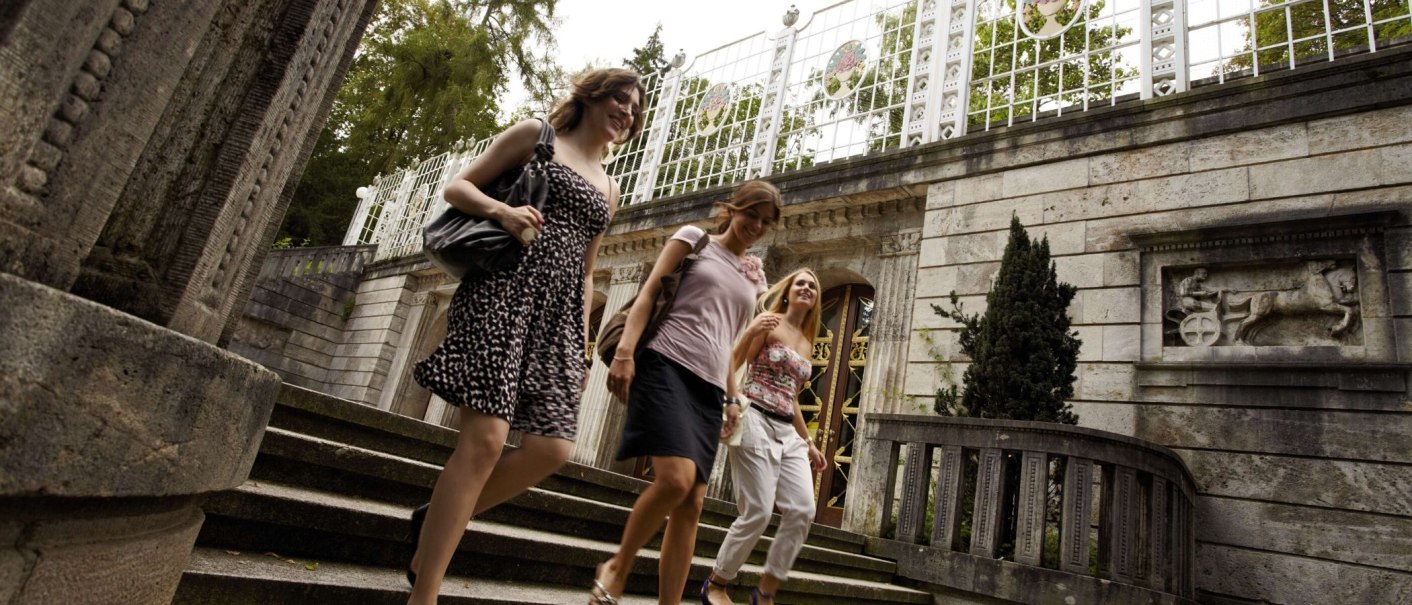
[1082,288,1141,324]
[954,262,1000,296]
[1054,254,1105,289]
[1102,325,1140,361]
[1189,122,1309,173]
[356,275,409,295]
[919,236,949,268]
[950,198,1044,234]
[1134,406,1411,463]
[953,173,1004,206]
[914,266,959,298]
[1397,318,1412,363]
[1196,543,1411,605]
[1179,450,1412,517]
[1089,141,1191,185]
[926,180,955,209]
[1141,322,1163,360]
[1030,222,1087,255]
[1070,400,1136,436]
[1002,157,1089,199]
[346,300,401,319]
[1332,184,1412,213]
[1249,149,1381,200]
[1390,271,1412,317]
[1135,167,1249,211]
[1198,497,1412,571]
[1307,103,1412,155]
[1073,325,1103,362]
[922,208,954,238]
[1077,363,1134,401]
[904,361,948,398]
[947,230,1008,264]
[1102,251,1139,287]
[1380,142,1412,186]
[343,314,397,333]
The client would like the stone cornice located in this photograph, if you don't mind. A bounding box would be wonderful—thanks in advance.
[1129,210,1400,252]
[599,197,925,258]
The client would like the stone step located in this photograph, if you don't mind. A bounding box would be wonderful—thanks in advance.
[194,480,931,605]
[177,547,664,605]
[249,426,896,583]
[268,384,868,554]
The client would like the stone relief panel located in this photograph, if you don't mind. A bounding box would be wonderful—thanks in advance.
[1135,212,1401,364]
[1162,259,1362,347]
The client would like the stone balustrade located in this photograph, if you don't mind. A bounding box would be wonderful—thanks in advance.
[853,414,1198,604]
[258,244,377,281]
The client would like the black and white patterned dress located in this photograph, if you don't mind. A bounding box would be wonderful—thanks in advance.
[413,161,609,439]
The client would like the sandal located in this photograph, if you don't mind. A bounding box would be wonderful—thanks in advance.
[749,588,774,605]
[699,575,729,605]
[589,561,620,605]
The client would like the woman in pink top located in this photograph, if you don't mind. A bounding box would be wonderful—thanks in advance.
[701,269,828,605]
[593,181,781,604]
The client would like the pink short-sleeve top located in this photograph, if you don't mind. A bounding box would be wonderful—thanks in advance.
[646,225,767,390]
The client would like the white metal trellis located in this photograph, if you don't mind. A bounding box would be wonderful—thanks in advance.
[344,0,1411,261]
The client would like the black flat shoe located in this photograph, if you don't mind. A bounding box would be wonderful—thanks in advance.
[406,503,429,587]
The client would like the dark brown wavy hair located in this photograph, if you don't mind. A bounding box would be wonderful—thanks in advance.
[715,180,783,234]
[547,68,647,144]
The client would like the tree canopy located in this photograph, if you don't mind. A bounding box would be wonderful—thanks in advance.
[278,0,559,247]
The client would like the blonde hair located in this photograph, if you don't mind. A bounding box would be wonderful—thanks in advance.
[758,268,822,342]
[547,67,647,143]
[715,180,783,234]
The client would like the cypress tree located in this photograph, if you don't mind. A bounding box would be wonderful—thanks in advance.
[933,215,1080,424]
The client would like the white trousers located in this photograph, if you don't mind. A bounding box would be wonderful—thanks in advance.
[713,408,816,582]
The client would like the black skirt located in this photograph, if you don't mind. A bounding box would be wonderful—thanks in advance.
[616,348,724,484]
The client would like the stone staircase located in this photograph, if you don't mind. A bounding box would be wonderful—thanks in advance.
[174,385,934,604]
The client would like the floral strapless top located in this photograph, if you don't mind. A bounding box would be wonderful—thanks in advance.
[741,341,812,419]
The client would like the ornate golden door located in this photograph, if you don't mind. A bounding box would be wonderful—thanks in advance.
[800,284,873,527]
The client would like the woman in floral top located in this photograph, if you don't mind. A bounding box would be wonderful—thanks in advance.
[701,269,828,605]
[594,180,781,604]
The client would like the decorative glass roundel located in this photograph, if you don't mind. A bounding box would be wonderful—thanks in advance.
[695,83,733,135]
[1018,0,1085,39]
[824,40,867,100]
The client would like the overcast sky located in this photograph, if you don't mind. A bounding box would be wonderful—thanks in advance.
[503,0,807,113]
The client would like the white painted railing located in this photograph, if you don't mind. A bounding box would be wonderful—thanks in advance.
[347,0,1411,262]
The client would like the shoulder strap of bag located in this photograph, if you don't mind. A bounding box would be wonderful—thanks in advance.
[531,117,555,162]
[674,228,712,275]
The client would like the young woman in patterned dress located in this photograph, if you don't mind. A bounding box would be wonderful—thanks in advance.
[593,180,783,605]
[405,67,644,605]
[701,269,829,605]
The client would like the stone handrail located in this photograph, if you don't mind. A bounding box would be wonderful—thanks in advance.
[853,414,1198,604]
[258,245,376,281]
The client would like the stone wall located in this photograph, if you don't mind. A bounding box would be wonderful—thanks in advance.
[894,55,1412,603]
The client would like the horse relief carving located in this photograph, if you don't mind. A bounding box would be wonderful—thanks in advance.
[1164,260,1361,347]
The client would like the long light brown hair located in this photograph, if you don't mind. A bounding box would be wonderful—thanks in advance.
[547,67,646,143]
[715,180,783,234]
[758,268,823,344]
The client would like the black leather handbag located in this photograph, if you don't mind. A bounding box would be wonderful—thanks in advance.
[422,118,555,280]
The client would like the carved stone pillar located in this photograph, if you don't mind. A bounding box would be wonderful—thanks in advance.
[858,231,921,417]
[570,263,644,468]
[0,1,376,602]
